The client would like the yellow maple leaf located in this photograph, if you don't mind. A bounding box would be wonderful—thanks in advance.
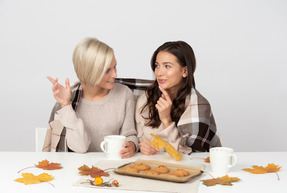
[150,134,182,161]
[242,163,282,180]
[242,163,281,174]
[15,173,54,185]
[201,175,240,186]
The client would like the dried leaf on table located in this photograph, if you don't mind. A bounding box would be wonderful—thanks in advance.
[15,173,54,185]
[150,134,183,161]
[78,165,109,178]
[242,163,282,180]
[201,175,240,186]
[35,159,63,170]
[18,159,63,173]
[204,157,210,163]
[190,156,210,163]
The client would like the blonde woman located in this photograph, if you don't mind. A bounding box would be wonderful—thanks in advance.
[43,37,138,158]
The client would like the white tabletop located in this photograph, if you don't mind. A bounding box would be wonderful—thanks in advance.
[0,151,286,193]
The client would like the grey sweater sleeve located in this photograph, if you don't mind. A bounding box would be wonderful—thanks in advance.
[119,87,139,152]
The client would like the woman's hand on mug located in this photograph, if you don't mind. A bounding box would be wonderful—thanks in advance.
[120,141,135,159]
[139,138,159,155]
[47,76,71,108]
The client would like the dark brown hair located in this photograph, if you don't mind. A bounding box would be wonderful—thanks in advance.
[142,41,196,128]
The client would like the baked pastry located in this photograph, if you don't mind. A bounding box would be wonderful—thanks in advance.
[124,167,139,173]
[143,170,159,175]
[171,169,189,177]
[154,165,170,174]
[133,163,150,171]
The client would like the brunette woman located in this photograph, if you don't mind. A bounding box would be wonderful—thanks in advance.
[136,41,221,155]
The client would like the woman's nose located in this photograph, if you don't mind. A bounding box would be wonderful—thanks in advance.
[112,68,117,78]
[155,66,164,76]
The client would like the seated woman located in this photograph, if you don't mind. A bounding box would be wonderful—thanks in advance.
[43,37,138,158]
[136,40,221,155]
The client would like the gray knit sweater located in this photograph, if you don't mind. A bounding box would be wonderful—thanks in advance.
[43,83,139,152]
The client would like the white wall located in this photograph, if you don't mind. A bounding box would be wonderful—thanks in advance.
[1,0,286,152]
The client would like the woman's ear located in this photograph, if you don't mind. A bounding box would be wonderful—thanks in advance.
[182,66,188,78]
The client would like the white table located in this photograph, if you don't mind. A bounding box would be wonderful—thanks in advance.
[0,151,286,193]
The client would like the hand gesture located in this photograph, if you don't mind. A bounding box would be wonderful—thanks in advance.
[139,138,159,155]
[47,76,71,108]
[155,86,173,128]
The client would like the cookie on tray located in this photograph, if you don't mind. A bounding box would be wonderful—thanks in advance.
[133,163,150,171]
[154,165,170,174]
[170,169,189,177]
[124,167,139,173]
[143,170,159,175]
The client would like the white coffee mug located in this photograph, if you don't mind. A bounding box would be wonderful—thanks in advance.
[100,135,126,160]
[210,147,238,176]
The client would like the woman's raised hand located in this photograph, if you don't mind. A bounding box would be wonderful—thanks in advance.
[47,76,71,108]
[155,86,173,128]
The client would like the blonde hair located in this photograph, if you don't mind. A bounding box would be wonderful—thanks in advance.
[72,37,114,87]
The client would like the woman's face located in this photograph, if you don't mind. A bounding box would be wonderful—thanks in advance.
[154,51,187,94]
[98,54,117,90]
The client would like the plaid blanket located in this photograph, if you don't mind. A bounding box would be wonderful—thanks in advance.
[177,88,221,152]
[115,78,153,99]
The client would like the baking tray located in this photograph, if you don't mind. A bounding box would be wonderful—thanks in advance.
[114,159,203,183]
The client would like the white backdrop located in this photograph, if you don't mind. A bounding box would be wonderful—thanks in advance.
[1,0,286,152]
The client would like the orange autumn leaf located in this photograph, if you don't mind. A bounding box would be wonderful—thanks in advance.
[204,157,210,163]
[35,159,63,170]
[242,163,281,174]
[15,173,54,185]
[18,159,63,173]
[242,163,282,180]
[78,165,109,178]
[201,175,240,186]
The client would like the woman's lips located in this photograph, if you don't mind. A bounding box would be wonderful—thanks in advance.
[157,79,167,84]
[107,79,115,83]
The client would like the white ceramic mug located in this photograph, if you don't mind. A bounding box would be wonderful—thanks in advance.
[100,135,126,160]
[210,147,238,176]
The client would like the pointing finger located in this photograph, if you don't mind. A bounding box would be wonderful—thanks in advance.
[65,78,70,89]
[159,86,172,103]
[47,76,57,85]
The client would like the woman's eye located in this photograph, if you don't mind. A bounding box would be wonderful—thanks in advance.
[155,64,159,68]
[165,65,171,69]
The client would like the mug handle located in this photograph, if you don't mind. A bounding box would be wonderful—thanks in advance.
[228,154,238,168]
[100,141,107,153]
